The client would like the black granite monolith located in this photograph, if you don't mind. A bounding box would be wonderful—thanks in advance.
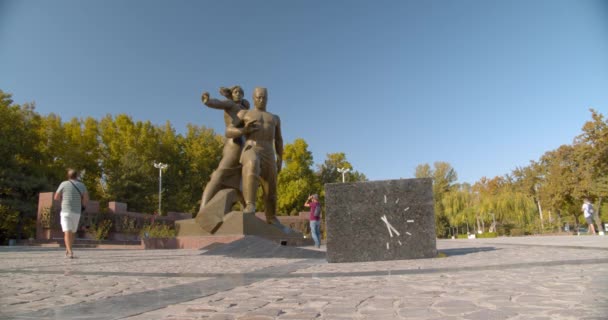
[326,178,436,263]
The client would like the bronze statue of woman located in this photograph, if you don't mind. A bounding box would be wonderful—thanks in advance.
[199,86,255,209]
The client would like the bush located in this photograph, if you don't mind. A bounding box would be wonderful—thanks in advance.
[115,215,138,233]
[456,234,468,239]
[140,223,176,239]
[0,205,20,244]
[476,232,497,238]
[91,219,112,240]
[543,220,563,233]
[21,218,36,239]
[509,228,531,236]
[496,223,513,236]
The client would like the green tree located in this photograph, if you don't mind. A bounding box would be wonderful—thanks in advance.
[415,161,458,237]
[575,109,608,230]
[511,162,546,231]
[37,115,103,199]
[442,184,476,235]
[0,91,50,242]
[98,114,160,213]
[66,117,103,200]
[276,138,316,215]
[180,124,223,214]
[538,145,583,228]
[154,121,189,213]
[37,113,66,182]
[318,152,367,186]
[415,163,432,179]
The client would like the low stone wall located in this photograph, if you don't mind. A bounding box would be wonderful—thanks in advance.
[255,212,316,236]
[37,192,191,241]
[38,192,316,247]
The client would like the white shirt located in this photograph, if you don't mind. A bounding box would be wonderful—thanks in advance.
[582,202,593,218]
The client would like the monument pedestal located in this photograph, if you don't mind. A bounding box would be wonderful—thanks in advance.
[173,211,311,249]
[196,188,241,233]
[165,186,311,250]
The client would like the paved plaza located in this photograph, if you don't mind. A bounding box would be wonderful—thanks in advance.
[1,236,607,320]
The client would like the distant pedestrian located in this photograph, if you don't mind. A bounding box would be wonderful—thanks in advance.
[54,169,89,258]
[581,198,597,235]
[305,194,322,248]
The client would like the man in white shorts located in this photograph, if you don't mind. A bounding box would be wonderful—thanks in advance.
[582,198,597,235]
[54,169,89,258]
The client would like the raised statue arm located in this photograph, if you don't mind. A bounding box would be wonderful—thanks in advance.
[201,92,237,110]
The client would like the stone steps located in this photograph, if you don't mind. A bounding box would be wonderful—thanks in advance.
[19,238,143,249]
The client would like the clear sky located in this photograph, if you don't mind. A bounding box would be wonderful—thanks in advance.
[1,0,607,184]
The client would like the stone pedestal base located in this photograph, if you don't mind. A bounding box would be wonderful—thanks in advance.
[195,189,241,233]
[176,211,311,248]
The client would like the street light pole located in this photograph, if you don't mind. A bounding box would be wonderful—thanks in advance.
[153,161,168,215]
[337,167,350,183]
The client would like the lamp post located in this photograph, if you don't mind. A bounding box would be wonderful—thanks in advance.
[337,167,350,183]
[153,161,168,215]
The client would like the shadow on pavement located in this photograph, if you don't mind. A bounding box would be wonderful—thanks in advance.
[439,246,498,256]
[201,236,326,259]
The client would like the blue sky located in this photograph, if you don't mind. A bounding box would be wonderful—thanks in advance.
[1,0,607,184]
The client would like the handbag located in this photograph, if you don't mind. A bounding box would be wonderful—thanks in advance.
[69,180,86,213]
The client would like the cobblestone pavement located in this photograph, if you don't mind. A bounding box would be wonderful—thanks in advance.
[1,236,607,320]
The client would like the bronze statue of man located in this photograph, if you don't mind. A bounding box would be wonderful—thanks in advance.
[227,87,283,223]
[199,86,253,209]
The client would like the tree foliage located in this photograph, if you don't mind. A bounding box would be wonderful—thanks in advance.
[0,91,225,241]
[318,152,367,186]
[417,109,608,237]
[415,161,458,237]
[277,139,316,215]
[0,91,51,241]
[0,89,367,241]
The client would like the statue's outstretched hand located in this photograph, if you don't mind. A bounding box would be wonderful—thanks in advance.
[201,92,210,104]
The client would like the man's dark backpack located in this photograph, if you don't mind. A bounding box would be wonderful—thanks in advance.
[314,204,321,217]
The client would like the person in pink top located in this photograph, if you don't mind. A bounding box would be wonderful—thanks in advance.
[304,194,322,248]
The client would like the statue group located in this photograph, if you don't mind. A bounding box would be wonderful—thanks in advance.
[199,86,284,226]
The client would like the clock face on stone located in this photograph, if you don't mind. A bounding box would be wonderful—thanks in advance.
[325,178,437,263]
[379,193,415,250]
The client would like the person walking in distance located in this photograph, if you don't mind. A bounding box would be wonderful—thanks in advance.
[305,194,322,248]
[54,169,89,258]
[582,198,597,235]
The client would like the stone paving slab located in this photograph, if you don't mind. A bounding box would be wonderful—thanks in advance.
[1,236,607,319]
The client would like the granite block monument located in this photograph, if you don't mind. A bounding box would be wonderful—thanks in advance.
[325,178,436,263]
